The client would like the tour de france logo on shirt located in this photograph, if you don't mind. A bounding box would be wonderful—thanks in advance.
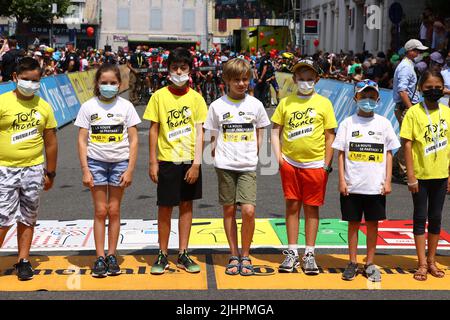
[348,142,384,163]
[286,107,316,141]
[167,106,193,141]
[423,120,448,157]
[10,109,41,145]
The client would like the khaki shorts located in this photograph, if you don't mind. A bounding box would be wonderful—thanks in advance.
[215,168,257,206]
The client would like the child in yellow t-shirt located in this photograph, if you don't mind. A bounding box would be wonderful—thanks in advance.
[0,57,58,281]
[271,59,337,274]
[400,69,450,281]
[143,47,208,275]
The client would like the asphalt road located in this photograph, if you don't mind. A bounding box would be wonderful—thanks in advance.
[1,93,450,300]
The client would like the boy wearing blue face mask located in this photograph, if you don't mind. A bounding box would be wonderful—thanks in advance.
[332,80,400,282]
[75,63,141,278]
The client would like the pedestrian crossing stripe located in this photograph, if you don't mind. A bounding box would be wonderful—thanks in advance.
[0,255,207,291]
[1,219,450,252]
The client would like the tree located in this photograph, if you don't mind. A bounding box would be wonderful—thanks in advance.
[2,0,71,24]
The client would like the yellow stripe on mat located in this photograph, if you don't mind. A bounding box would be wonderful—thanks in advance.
[0,255,207,291]
[213,254,450,290]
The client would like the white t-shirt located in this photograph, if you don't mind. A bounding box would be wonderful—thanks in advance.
[203,95,271,171]
[74,96,141,162]
[332,114,401,195]
[81,58,89,71]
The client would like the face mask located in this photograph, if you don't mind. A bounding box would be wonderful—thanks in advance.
[414,54,423,63]
[422,88,444,102]
[357,98,378,113]
[170,73,189,87]
[297,81,315,95]
[99,84,119,99]
[17,79,40,97]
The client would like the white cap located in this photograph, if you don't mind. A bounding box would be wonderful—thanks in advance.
[404,39,428,52]
[34,51,42,57]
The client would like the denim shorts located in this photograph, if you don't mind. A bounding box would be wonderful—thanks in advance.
[87,158,129,187]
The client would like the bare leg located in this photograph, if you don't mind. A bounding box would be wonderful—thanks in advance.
[303,204,319,247]
[365,221,379,265]
[241,204,255,257]
[158,206,173,254]
[17,223,34,262]
[107,186,125,256]
[179,201,193,252]
[285,200,301,246]
[223,205,239,256]
[348,221,360,263]
[0,226,12,247]
[91,186,108,258]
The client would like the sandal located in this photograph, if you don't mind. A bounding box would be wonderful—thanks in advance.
[428,261,445,278]
[239,256,255,276]
[225,256,240,275]
[413,264,428,281]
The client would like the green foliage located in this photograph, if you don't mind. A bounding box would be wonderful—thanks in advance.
[1,0,71,23]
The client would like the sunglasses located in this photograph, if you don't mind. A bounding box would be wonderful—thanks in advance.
[355,79,378,89]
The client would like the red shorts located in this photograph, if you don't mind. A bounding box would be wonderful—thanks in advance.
[279,161,328,206]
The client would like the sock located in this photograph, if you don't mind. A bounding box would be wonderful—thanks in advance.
[288,244,299,256]
[305,246,315,255]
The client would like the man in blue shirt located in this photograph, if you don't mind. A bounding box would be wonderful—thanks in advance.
[392,39,428,181]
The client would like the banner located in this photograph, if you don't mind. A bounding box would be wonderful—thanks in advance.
[68,72,93,105]
[39,76,72,127]
[0,81,16,95]
[54,75,82,120]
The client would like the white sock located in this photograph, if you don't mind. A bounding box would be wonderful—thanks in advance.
[305,246,315,255]
[288,244,299,256]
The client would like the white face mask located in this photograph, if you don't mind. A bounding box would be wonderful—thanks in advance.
[170,72,190,87]
[17,79,40,97]
[297,81,315,95]
[414,53,424,63]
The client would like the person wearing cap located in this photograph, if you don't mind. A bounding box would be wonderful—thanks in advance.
[392,39,428,181]
[61,42,80,73]
[332,79,400,282]
[430,51,444,70]
[271,58,337,274]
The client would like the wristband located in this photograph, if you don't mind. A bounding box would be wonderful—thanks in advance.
[407,181,418,187]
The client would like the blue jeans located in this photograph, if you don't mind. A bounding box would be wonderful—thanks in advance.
[87,158,129,187]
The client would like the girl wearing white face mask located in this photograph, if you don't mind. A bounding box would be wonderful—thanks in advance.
[75,64,141,278]
[271,59,338,275]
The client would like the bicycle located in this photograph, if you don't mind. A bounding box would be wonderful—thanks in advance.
[135,68,151,105]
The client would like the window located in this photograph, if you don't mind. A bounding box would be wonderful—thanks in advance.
[117,7,129,30]
[150,8,162,30]
[183,9,195,32]
[218,19,227,32]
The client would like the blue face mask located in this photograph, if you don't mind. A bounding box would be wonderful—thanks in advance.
[357,98,378,113]
[99,84,119,99]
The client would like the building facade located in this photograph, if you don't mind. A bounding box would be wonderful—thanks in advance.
[100,0,209,51]
[300,0,427,55]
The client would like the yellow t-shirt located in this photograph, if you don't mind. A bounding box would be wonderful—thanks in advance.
[143,87,208,162]
[400,102,450,179]
[0,91,57,167]
[271,93,338,163]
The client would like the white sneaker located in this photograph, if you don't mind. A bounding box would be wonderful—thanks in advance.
[302,252,320,275]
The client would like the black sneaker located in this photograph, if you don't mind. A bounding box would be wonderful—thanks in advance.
[14,259,34,281]
[177,250,200,273]
[342,262,359,281]
[106,254,121,276]
[151,251,169,275]
[92,256,108,278]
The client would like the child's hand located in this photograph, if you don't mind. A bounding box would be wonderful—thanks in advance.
[82,169,94,188]
[43,175,54,191]
[185,164,200,184]
[120,170,133,188]
[339,180,349,196]
[211,148,215,158]
[381,181,392,195]
[407,176,419,194]
[149,162,159,184]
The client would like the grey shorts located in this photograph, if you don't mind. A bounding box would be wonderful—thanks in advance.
[0,165,45,228]
[215,168,257,206]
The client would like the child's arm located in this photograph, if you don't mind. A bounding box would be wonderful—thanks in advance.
[120,126,139,188]
[43,128,58,191]
[184,123,204,184]
[149,121,159,184]
[338,151,348,196]
[404,139,419,193]
[256,128,264,155]
[271,124,284,167]
[382,151,393,195]
[77,128,94,188]
[324,129,336,168]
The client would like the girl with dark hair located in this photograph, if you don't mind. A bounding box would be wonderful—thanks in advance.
[74,63,141,278]
[400,70,449,281]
